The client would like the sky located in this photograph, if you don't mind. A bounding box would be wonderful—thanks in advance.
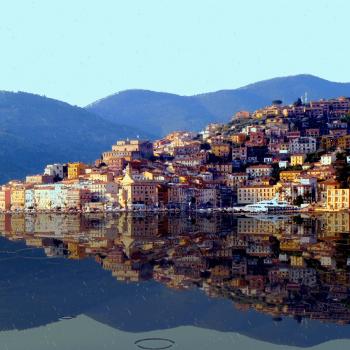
[0,0,349,106]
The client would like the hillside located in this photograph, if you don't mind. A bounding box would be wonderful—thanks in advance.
[86,90,214,137]
[0,91,149,183]
[87,74,350,137]
[2,74,350,183]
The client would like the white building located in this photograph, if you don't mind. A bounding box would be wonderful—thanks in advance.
[320,153,336,165]
[246,165,273,179]
[33,184,69,210]
[279,160,289,169]
[86,182,119,202]
[289,137,317,154]
[44,164,64,179]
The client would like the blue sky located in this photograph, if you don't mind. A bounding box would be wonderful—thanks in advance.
[0,0,348,106]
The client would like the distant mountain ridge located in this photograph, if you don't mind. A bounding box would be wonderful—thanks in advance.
[1,74,350,183]
[0,91,150,183]
[86,74,350,137]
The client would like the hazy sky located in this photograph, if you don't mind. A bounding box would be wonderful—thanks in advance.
[0,0,348,106]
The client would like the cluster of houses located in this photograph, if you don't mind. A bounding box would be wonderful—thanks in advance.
[2,212,350,324]
[1,96,350,212]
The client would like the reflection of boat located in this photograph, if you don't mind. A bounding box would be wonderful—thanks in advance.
[244,214,291,221]
[233,196,307,213]
[59,316,74,321]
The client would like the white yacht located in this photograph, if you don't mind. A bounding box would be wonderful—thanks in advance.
[233,196,307,213]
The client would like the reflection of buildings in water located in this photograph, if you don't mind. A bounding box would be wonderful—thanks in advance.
[116,214,163,238]
[1,213,350,324]
[237,218,281,235]
[319,212,350,239]
[82,215,118,239]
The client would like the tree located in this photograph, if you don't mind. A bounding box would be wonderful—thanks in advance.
[201,143,211,150]
[336,152,346,161]
[293,195,304,206]
[340,114,350,124]
[272,100,283,106]
[293,215,304,225]
[305,152,323,163]
[293,98,303,107]
[271,163,281,183]
[335,160,350,188]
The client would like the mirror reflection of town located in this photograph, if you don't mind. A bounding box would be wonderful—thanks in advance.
[2,212,350,325]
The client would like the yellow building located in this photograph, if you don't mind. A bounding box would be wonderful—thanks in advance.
[280,239,301,251]
[237,185,277,204]
[230,133,246,145]
[88,172,114,182]
[68,162,86,180]
[321,136,337,150]
[143,171,156,180]
[290,255,305,267]
[322,213,350,236]
[279,143,289,152]
[280,170,302,182]
[10,186,27,210]
[68,242,86,259]
[290,154,306,166]
[211,143,231,158]
[112,140,154,159]
[338,135,350,150]
[326,189,350,211]
[118,165,158,209]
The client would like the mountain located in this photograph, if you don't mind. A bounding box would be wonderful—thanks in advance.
[87,90,214,137]
[86,74,350,137]
[2,74,350,183]
[0,91,150,183]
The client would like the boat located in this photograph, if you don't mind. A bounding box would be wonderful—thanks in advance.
[233,196,308,213]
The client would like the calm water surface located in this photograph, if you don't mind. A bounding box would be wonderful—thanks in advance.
[0,212,350,350]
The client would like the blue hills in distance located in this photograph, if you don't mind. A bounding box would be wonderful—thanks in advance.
[1,74,350,182]
[0,91,151,183]
[86,74,350,136]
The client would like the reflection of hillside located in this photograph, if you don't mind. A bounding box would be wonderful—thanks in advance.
[1,213,350,342]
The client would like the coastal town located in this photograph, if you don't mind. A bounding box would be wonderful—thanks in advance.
[1,96,350,213]
[2,212,350,324]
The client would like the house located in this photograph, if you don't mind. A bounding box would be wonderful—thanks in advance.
[211,143,231,158]
[246,131,266,147]
[231,133,246,144]
[280,170,302,182]
[246,165,273,179]
[320,153,336,165]
[44,164,64,179]
[289,137,317,154]
[279,160,289,169]
[225,173,248,188]
[112,139,154,159]
[326,189,350,211]
[67,162,86,180]
[0,186,11,211]
[10,184,31,211]
[232,146,247,161]
[118,164,158,209]
[237,185,277,204]
[87,182,119,203]
[26,174,54,184]
[290,154,306,166]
